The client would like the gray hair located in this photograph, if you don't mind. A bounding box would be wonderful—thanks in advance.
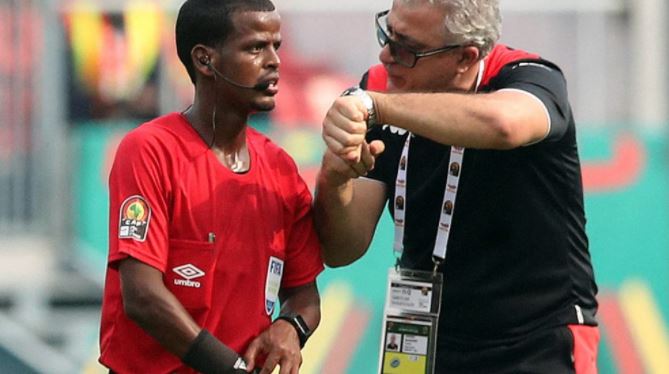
[398,0,501,57]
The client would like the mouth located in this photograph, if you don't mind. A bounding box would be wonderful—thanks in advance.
[260,76,279,94]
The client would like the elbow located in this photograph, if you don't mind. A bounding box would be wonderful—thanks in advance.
[488,111,523,149]
[324,260,351,269]
[123,289,161,327]
[322,250,355,268]
[321,242,365,268]
[123,295,147,324]
[317,233,366,268]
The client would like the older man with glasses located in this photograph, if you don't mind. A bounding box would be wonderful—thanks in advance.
[314,0,599,373]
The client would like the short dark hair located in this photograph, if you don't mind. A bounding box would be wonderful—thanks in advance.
[176,0,276,84]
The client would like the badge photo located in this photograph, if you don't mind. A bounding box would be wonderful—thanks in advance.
[379,315,436,374]
[119,195,151,241]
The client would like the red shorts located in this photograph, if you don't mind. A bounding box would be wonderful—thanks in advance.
[568,324,600,374]
[437,325,600,373]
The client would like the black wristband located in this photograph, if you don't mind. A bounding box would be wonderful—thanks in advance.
[182,329,248,374]
[275,313,311,348]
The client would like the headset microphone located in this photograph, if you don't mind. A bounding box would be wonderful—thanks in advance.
[205,60,271,91]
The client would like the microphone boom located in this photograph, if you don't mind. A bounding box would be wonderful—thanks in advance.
[209,64,270,91]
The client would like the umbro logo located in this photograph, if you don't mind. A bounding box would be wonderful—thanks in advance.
[173,264,205,288]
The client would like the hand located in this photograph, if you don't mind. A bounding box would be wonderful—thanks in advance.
[321,140,386,183]
[242,320,302,374]
[356,140,385,176]
[322,95,369,163]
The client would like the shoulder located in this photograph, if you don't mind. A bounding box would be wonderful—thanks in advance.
[248,128,299,171]
[119,113,182,150]
[360,64,388,91]
[480,44,562,86]
[109,115,186,188]
[117,113,193,161]
[247,129,312,206]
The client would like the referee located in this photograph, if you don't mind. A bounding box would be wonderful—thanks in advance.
[99,1,323,373]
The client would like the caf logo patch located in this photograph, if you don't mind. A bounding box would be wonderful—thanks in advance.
[119,195,151,241]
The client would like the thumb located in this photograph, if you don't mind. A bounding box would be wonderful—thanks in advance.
[369,140,386,156]
[242,339,262,372]
[343,144,363,164]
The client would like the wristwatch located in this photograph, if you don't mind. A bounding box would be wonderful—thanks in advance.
[341,86,378,130]
[275,312,311,348]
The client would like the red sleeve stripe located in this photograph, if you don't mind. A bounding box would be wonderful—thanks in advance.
[480,44,541,87]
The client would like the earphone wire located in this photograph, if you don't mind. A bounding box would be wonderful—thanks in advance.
[209,67,217,149]
[207,59,244,172]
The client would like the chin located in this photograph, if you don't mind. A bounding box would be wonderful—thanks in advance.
[251,101,276,112]
[387,78,406,93]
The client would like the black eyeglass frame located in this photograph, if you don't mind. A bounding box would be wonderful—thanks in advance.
[375,9,462,68]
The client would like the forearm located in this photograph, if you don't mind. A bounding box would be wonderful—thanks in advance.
[314,168,375,267]
[121,259,200,357]
[279,283,321,333]
[132,299,248,373]
[121,258,248,373]
[123,285,201,358]
[372,91,540,149]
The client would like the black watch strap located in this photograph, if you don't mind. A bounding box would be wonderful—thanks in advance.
[275,313,311,348]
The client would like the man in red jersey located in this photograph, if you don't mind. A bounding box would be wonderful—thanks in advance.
[315,0,599,373]
[99,1,323,373]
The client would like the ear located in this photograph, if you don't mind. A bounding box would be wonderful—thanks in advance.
[456,46,480,73]
[191,44,215,77]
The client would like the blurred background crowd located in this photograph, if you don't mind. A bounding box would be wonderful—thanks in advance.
[0,0,667,372]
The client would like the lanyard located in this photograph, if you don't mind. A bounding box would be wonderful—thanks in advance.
[392,61,485,267]
[392,138,464,263]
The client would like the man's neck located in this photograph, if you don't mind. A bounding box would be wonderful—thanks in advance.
[184,101,251,172]
[188,96,248,142]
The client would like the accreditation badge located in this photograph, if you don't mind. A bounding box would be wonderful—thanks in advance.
[378,268,443,374]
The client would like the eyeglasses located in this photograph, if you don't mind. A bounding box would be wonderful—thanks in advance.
[375,9,461,68]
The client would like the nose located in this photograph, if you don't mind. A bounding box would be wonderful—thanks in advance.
[267,47,280,69]
[379,43,393,65]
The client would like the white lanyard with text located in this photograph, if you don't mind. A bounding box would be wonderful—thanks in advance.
[378,62,485,374]
[392,138,464,267]
[392,60,484,269]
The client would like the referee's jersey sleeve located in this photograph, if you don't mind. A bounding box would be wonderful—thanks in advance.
[108,127,171,273]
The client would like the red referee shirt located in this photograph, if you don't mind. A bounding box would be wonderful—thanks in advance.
[99,113,323,374]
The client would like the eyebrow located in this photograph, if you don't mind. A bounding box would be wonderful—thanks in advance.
[386,23,426,50]
[240,34,281,46]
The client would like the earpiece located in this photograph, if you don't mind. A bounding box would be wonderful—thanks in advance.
[199,56,211,67]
